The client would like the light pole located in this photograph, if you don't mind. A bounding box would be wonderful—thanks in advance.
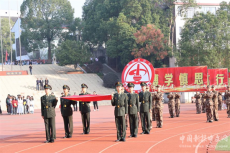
[17,0,21,70]
[8,0,13,71]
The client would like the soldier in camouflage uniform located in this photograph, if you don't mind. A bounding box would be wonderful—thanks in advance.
[154,85,163,128]
[167,92,175,118]
[127,83,139,137]
[174,93,181,117]
[218,92,223,110]
[139,82,152,134]
[205,85,214,122]
[151,86,156,123]
[212,85,219,121]
[224,86,230,118]
[111,82,128,142]
[194,92,202,114]
[41,85,58,143]
[201,93,206,113]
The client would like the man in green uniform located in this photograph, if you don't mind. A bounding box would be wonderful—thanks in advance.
[79,83,91,134]
[194,92,202,114]
[174,93,181,117]
[139,82,152,134]
[167,92,175,118]
[224,86,230,118]
[127,83,139,138]
[201,93,206,113]
[218,92,222,110]
[154,85,163,128]
[205,85,214,123]
[61,85,76,138]
[212,85,219,121]
[111,82,128,142]
[41,85,58,143]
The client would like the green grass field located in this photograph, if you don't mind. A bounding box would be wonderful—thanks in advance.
[215,136,230,151]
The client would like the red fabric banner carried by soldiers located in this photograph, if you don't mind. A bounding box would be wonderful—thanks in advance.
[61,95,112,101]
[208,69,228,91]
[151,66,208,92]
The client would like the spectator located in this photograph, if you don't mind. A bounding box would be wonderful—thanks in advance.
[40,78,44,90]
[95,57,98,62]
[29,64,33,75]
[6,94,10,114]
[51,92,54,96]
[30,96,34,114]
[17,96,24,115]
[73,92,78,111]
[29,60,32,65]
[45,78,49,85]
[12,97,18,115]
[0,100,2,115]
[26,96,30,114]
[93,91,99,111]
[90,57,93,64]
[9,95,13,115]
[36,78,40,91]
[23,96,27,114]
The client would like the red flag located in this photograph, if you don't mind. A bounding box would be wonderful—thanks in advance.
[61,94,112,101]
[5,50,8,61]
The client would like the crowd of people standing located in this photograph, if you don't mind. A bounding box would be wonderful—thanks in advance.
[6,94,35,115]
[36,78,49,91]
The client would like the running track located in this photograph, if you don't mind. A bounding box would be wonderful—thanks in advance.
[0,104,229,153]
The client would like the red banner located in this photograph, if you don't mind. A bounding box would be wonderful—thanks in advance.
[152,66,208,92]
[62,95,112,101]
[208,69,228,91]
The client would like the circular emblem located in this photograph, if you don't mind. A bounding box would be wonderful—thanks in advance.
[121,58,154,93]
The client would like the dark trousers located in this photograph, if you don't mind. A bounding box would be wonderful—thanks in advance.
[0,106,2,114]
[129,114,138,136]
[73,103,78,111]
[115,115,126,140]
[93,102,98,110]
[44,117,56,141]
[62,115,73,137]
[13,107,17,114]
[140,112,150,133]
[81,112,90,133]
[30,69,32,75]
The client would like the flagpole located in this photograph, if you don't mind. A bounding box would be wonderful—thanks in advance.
[8,0,12,71]
[0,16,3,71]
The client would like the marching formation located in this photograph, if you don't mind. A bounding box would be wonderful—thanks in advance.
[40,82,230,143]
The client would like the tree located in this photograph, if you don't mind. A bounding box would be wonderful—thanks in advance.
[132,24,168,66]
[176,11,229,68]
[0,18,15,63]
[56,40,91,68]
[82,0,159,69]
[150,0,197,51]
[20,0,74,62]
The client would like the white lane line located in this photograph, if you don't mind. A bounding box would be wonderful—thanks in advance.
[195,130,230,153]
[145,122,230,153]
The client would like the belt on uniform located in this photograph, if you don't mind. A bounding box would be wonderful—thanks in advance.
[116,105,123,108]
[142,101,148,103]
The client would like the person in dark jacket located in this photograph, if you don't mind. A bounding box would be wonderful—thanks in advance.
[79,83,91,134]
[41,84,58,143]
[111,82,128,142]
[139,82,152,134]
[60,85,76,138]
[93,91,99,111]
[127,83,139,138]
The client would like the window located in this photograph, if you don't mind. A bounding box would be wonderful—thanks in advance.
[201,6,216,14]
[186,8,194,18]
